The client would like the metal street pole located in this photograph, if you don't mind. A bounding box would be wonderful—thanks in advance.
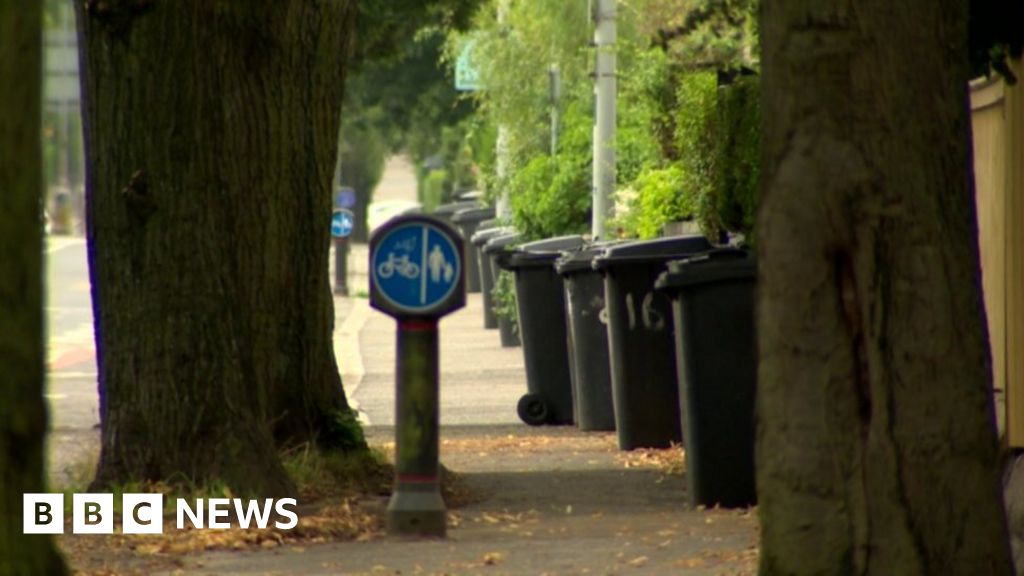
[592,0,617,240]
[495,0,512,220]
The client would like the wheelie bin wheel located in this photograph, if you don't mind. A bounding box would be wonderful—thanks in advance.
[517,394,549,426]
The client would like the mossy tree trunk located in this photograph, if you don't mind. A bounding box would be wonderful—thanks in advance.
[757,0,1013,573]
[76,0,358,495]
[0,2,69,573]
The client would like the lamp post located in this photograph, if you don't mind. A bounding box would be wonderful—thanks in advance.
[592,0,617,239]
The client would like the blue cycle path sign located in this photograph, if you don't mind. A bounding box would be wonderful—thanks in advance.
[335,187,357,209]
[369,216,465,318]
[332,208,355,238]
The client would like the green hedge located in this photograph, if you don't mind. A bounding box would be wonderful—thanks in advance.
[617,71,760,241]
[674,71,719,236]
[712,75,760,238]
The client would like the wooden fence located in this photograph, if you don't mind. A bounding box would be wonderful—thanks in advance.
[971,57,1024,447]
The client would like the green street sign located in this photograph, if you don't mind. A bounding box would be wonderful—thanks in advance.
[455,38,480,92]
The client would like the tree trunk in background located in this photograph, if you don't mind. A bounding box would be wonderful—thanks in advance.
[757,0,1012,573]
[77,0,357,495]
[0,3,68,573]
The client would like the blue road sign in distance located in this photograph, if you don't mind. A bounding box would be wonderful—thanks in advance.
[372,220,461,314]
[332,209,355,238]
[335,187,357,209]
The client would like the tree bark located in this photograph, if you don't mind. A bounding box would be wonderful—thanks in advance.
[757,1,1013,574]
[0,2,69,573]
[76,0,358,495]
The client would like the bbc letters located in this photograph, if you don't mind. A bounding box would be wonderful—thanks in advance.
[24,494,298,534]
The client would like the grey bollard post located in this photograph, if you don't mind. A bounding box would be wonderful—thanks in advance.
[334,236,349,296]
[389,317,444,535]
[368,215,465,538]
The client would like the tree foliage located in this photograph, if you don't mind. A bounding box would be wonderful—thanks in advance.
[455,0,760,240]
[352,0,480,65]
[969,0,1024,82]
[340,25,476,218]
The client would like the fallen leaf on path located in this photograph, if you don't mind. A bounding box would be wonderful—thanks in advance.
[483,551,506,565]
[134,543,161,556]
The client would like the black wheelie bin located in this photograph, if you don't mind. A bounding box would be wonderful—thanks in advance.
[452,206,496,294]
[495,235,586,426]
[471,226,513,329]
[555,241,627,432]
[432,200,481,227]
[482,232,522,347]
[592,235,712,450]
[656,248,757,508]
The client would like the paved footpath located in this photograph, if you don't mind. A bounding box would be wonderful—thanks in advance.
[172,260,759,575]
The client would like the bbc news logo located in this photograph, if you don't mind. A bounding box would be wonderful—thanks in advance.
[23,494,298,534]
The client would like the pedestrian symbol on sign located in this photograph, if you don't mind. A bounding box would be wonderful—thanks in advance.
[428,245,454,284]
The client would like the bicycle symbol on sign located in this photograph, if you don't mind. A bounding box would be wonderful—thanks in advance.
[377,252,420,280]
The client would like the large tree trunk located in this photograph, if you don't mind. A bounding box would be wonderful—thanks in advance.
[0,3,68,573]
[757,0,1013,573]
[76,0,357,495]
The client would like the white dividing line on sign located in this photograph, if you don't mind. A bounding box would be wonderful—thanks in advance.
[420,226,429,305]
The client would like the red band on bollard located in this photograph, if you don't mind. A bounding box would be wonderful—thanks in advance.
[400,319,438,332]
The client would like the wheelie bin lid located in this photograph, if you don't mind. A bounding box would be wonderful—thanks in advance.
[482,232,522,255]
[452,205,497,224]
[471,226,514,247]
[554,240,630,275]
[457,190,484,201]
[506,235,586,269]
[591,235,713,271]
[433,200,482,216]
[654,248,756,291]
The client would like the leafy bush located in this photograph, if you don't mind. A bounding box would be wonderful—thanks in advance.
[491,269,518,337]
[319,409,368,453]
[509,99,593,240]
[617,165,699,239]
[421,169,448,213]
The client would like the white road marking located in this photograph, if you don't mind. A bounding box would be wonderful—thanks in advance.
[47,372,98,380]
[335,298,373,425]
